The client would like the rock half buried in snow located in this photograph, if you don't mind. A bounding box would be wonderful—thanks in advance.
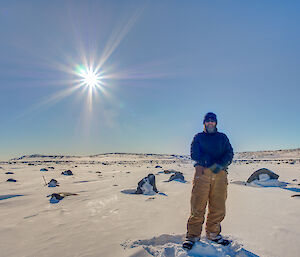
[246,168,279,183]
[48,179,59,187]
[168,172,185,182]
[291,194,300,197]
[6,178,17,182]
[47,192,78,203]
[61,170,73,176]
[40,168,48,171]
[163,169,178,174]
[136,173,158,195]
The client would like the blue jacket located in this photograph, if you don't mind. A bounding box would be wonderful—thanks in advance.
[190,130,234,169]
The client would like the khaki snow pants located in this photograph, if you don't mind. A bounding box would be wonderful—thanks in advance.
[186,165,228,240]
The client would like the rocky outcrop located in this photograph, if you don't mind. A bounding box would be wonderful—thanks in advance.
[136,174,158,195]
[61,170,73,176]
[247,168,279,183]
[168,172,185,182]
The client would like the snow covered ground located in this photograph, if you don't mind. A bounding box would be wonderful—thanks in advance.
[1,151,300,257]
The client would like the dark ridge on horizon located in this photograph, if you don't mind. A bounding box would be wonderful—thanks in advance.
[8,148,300,162]
[9,152,187,161]
[237,148,300,154]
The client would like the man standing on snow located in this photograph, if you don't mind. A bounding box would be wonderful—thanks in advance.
[183,112,234,250]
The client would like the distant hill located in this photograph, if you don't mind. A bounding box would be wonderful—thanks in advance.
[6,148,300,163]
[235,148,300,160]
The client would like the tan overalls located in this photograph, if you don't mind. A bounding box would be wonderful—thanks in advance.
[186,165,228,240]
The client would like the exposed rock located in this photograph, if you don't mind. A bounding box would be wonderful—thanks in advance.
[40,168,48,171]
[291,194,300,197]
[247,168,279,183]
[61,170,73,176]
[168,172,185,182]
[7,178,17,182]
[163,169,178,174]
[48,179,59,187]
[136,173,158,195]
[5,172,14,174]
[155,165,162,168]
[47,192,78,203]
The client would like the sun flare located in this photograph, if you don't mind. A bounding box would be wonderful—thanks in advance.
[76,65,102,89]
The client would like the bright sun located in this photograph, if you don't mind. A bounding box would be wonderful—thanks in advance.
[76,65,102,89]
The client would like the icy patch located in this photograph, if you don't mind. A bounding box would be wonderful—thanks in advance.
[124,234,259,257]
[250,178,288,187]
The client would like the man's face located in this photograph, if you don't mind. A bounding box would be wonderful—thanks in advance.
[204,120,217,133]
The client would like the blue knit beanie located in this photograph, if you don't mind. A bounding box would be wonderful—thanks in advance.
[203,112,217,124]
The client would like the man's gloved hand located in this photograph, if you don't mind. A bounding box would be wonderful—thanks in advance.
[208,163,223,174]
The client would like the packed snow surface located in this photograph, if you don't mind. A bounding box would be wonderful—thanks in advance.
[1,151,300,257]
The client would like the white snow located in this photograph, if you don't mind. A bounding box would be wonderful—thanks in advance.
[249,174,288,187]
[258,173,270,181]
[0,151,300,257]
[141,179,156,195]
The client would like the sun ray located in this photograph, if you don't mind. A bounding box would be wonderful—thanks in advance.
[94,6,145,72]
[10,4,159,130]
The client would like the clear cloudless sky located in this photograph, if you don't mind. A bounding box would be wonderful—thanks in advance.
[1,0,300,161]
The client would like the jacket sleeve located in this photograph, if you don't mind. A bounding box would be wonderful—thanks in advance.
[217,135,234,169]
[190,134,211,167]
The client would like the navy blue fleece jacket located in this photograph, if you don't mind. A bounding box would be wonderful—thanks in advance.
[190,130,234,169]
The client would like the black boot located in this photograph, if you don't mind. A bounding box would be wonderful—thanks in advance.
[210,235,231,246]
[182,237,200,250]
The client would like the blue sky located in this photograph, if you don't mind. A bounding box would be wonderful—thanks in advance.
[1,0,300,161]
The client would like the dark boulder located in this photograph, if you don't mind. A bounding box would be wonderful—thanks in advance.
[5,172,14,174]
[47,192,78,203]
[48,179,59,187]
[51,193,64,200]
[136,173,158,195]
[61,170,73,176]
[163,169,178,174]
[40,168,48,171]
[168,172,185,182]
[7,178,17,182]
[247,168,279,183]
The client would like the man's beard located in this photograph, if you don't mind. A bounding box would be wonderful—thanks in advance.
[205,124,217,133]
